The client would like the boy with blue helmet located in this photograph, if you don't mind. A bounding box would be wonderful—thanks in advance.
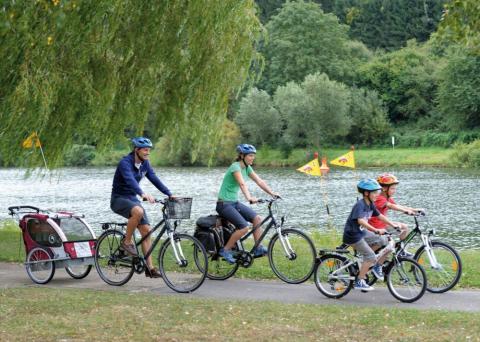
[343,179,399,291]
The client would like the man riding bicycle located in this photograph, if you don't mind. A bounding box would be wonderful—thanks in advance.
[110,137,175,278]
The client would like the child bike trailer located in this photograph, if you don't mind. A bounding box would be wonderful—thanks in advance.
[8,205,97,284]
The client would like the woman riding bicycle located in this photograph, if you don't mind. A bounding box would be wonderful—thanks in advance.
[216,144,280,264]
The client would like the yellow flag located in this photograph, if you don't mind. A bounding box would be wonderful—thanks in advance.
[22,132,42,148]
[330,150,355,168]
[297,158,322,176]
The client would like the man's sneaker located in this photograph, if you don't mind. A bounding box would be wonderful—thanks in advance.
[354,279,374,292]
[371,264,384,281]
[253,245,268,257]
[120,239,138,256]
[219,248,236,264]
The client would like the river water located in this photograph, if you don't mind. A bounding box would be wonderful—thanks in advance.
[1,166,479,249]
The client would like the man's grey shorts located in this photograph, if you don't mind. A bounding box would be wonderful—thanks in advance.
[110,195,149,225]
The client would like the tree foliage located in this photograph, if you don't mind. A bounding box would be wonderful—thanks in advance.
[274,73,350,148]
[438,0,480,52]
[357,41,439,123]
[236,88,281,147]
[437,47,480,129]
[0,0,262,167]
[258,0,357,93]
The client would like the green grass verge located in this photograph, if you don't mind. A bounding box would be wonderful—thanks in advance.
[0,287,479,341]
[2,221,479,289]
[254,147,453,168]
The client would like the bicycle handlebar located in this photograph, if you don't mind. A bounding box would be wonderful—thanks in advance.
[250,196,281,205]
[8,205,41,216]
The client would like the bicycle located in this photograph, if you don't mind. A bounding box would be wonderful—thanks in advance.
[196,197,316,284]
[314,233,427,303]
[94,197,208,293]
[368,211,462,293]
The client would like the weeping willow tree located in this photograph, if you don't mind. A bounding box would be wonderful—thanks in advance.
[0,0,263,167]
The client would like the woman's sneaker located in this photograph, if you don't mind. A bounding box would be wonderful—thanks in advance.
[253,245,268,257]
[354,279,374,292]
[219,248,236,264]
[371,264,384,281]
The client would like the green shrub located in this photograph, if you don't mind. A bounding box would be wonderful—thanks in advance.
[452,140,480,167]
[64,145,96,166]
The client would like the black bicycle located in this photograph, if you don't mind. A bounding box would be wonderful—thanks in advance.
[196,198,316,284]
[314,233,427,303]
[368,211,462,293]
[94,197,208,293]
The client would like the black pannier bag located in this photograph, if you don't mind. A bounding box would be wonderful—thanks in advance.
[194,215,224,254]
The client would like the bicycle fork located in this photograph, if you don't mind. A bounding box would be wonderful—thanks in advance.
[420,233,441,269]
[276,227,296,260]
[168,232,188,267]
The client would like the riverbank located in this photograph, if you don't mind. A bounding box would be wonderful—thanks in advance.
[2,222,478,288]
[88,146,455,168]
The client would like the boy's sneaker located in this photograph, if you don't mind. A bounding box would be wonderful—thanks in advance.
[253,245,268,257]
[371,264,384,281]
[219,248,236,264]
[354,279,374,292]
[398,250,414,258]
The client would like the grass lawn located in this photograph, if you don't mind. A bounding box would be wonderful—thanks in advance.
[0,287,479,341]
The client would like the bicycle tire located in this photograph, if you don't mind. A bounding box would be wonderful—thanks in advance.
[26,247,55,284]
[268,228,316,284]
[194,247,239,280]
[414,241,462,293]
[314,254,353,299]
[65,264,92,279]
[159,234,207,293]
[94,230,134,286]
[386,257,427,303]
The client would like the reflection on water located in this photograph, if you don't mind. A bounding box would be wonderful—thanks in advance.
[1,166,479,249]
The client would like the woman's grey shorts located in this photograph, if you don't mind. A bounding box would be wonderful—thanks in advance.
[216,201,257,230]
[110,195,149,225]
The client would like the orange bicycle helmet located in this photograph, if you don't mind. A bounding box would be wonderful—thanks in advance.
[377,173,399,186]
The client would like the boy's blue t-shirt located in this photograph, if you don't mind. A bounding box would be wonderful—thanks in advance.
[343,199,380,244]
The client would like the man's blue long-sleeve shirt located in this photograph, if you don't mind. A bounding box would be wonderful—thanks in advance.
[111,152,172,198]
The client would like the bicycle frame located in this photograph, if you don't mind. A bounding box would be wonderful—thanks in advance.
[235,199,295,259]
[397,215,441,269]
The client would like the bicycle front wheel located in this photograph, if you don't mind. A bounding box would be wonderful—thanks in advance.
[314,254,353,299]
[386,257,426,303]
[268,228,316,284]
[415,241,462,293]
[159,234,207,293]
[94,230,134,286]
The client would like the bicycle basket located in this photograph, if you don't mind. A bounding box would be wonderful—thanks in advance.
[166,198,193,219]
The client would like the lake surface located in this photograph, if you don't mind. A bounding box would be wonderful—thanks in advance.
[1,166,479,249]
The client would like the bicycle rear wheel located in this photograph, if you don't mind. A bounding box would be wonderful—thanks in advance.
[415,241,462,293]
[94,230,134,286]
[386,257,426,303]
[26,247,55,284]
[314,254,353,299]
[268,228,316,284]
[159,234,207,293]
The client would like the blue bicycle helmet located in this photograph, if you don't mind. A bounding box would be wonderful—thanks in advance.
[357,178,382,193]
[236,144,256,154]
[131,137,153,149]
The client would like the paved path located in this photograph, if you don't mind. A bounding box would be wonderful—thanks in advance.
[1,262,479,312]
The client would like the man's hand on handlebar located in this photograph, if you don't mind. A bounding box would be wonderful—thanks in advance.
[374,229,387,235]
[141,193,155,203]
